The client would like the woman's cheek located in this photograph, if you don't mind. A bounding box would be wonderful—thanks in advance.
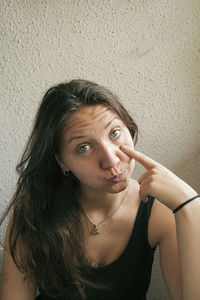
[119,129,134,146]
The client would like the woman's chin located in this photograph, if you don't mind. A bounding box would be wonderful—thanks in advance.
[108,177,130,194]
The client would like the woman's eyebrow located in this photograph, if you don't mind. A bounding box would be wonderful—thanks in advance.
[68,117,121,144]
[105,117,121,129]
[68,135,86,144]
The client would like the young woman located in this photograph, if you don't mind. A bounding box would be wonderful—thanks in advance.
[0,79,199,300]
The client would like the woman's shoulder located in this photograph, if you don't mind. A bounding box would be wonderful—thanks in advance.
[0,216,37,299]
[128,179,175,248]
[148,198,176,248]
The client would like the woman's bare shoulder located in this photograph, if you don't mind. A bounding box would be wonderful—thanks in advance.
[0,217,36,300]
[128,180,176,248]
[148,199,176,248]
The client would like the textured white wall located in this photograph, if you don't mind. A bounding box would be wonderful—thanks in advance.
[0,0,200,298]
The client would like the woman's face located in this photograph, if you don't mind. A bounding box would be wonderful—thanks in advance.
[58,104,135,194]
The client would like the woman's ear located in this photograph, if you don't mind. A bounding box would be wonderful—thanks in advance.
[55,155,69,171]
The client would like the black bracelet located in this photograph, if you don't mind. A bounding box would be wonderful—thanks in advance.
[173,195,200,214]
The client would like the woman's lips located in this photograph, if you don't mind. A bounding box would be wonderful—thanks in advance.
[108,173,125,183]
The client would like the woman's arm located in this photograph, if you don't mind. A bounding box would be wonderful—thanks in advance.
[175,200,200,300]
[121,145,200,300]
[150,200,182,299]
[0,218,37,300]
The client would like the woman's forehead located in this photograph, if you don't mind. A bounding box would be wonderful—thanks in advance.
[64,104,121,131]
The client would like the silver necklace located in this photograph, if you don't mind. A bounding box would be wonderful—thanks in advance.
[83,187,129,235]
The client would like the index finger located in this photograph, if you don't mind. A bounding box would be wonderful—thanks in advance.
[120,145,157,170]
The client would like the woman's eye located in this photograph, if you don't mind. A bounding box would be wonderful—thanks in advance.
[110,129,121,138]
[78,145,90,153]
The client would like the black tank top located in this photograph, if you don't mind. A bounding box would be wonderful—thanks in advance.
[36,196,156,300]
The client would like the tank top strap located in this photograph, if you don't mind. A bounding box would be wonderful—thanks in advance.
[130,195,156,250]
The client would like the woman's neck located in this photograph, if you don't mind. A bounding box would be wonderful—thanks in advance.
[79,184,130,219]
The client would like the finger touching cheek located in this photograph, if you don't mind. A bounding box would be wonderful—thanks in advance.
[120,145,135,158]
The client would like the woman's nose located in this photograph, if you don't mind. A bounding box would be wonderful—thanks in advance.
[100,144,120,170]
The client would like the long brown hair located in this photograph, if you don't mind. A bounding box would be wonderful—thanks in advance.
[1,79,138,299]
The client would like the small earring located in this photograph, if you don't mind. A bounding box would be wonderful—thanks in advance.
[61,168,69,176]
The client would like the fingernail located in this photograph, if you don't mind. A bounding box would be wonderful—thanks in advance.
[142,197,148,203]
[121,145,127,150]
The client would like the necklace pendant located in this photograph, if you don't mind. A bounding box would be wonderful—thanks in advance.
[90,224,100,235]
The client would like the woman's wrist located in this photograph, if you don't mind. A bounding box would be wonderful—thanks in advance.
[168,187,198,211]
[173,195,200,214]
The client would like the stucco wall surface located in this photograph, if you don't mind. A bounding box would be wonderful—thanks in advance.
[0,0,200,299]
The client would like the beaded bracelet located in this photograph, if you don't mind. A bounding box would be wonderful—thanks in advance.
[173,195,200,214]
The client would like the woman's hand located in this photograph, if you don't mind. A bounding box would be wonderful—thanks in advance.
[120,145,197,211]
